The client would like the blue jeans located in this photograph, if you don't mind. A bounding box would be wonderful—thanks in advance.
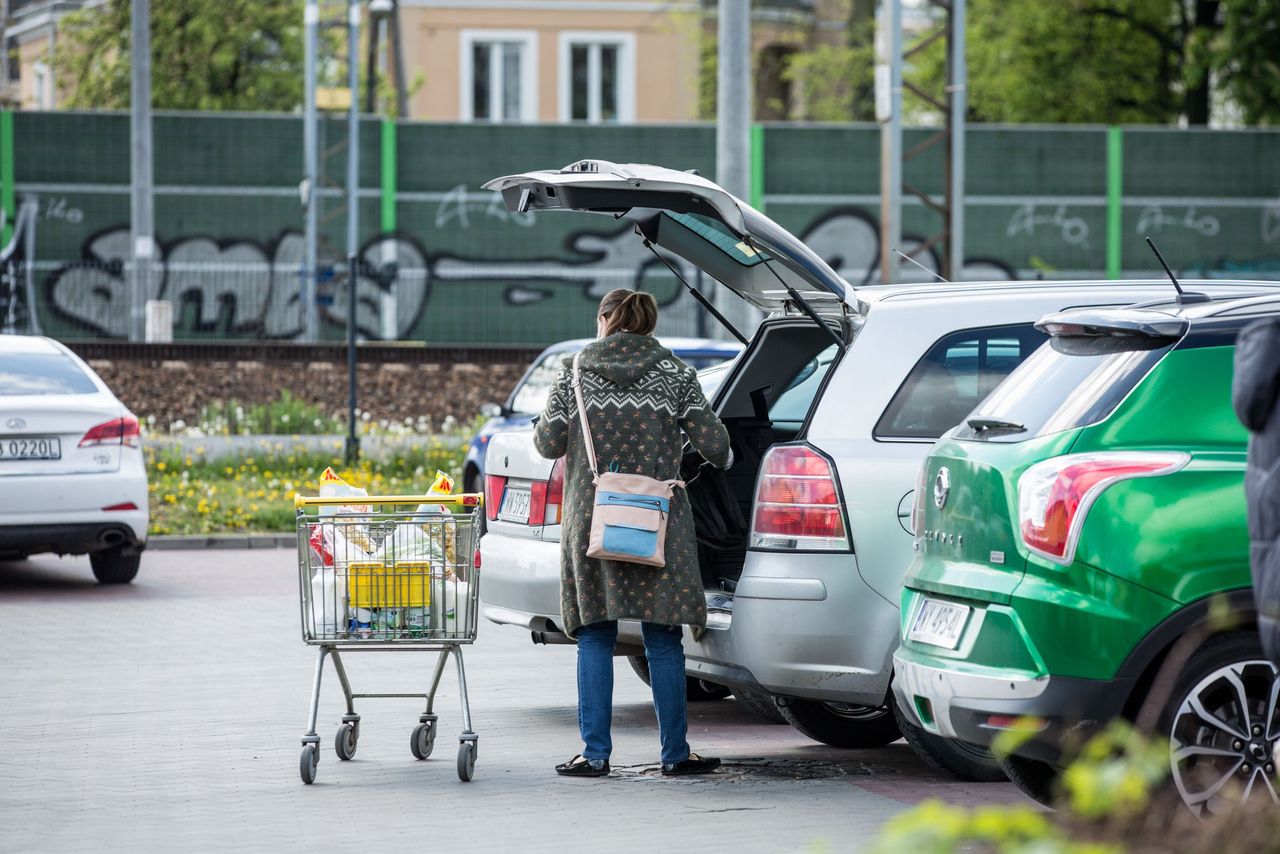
[576,620,690,765]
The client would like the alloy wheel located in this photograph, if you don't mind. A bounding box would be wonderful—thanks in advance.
[1169,659,1280,817]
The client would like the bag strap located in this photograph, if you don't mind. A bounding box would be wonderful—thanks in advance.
[571,352,599,477]
[572,351,685,492]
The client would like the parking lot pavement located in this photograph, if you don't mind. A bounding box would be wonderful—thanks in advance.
[0,549,1032,853]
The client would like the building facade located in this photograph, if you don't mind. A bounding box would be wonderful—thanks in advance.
[3,0,834,121]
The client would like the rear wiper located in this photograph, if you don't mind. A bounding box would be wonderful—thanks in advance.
[966,416,1026,433]
[747,236,847,352]
[641,239,749,346]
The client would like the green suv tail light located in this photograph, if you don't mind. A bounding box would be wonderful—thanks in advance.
[1017,451,1189,564]
[750,445,850,551]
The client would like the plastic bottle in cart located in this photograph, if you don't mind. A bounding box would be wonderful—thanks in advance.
[349,608,373,639]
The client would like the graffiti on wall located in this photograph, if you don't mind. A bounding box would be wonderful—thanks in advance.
[44,206,1018,340]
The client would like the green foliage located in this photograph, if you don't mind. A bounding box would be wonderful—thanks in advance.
[196,391,343,436]
[931,0,1182,124]
[784,35,875,123]
[874,799,1119,854]
[54,0,310,111]
[1199,0,1280,125]
[1058,721,1170,820]
[146,439,468,535]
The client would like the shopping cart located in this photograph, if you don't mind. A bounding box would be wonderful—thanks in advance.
[293,492,483,783]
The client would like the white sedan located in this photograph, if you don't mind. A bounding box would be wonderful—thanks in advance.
[0,335,148,583]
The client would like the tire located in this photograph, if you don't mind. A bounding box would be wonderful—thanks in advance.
[299,744,318,785]
[1158,632,1280,819]
[890,704,1006,781]
[628,655,652,686]
[628,655,731,701]
[411,723,435,760]
[335,723,358,761]
[457,742,476,782]
[781,697,901,747]
[90,548,140,584]
[735,685,788,724]
[999,754,1060,806]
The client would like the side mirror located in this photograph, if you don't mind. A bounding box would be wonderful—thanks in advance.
[479,402,503,419]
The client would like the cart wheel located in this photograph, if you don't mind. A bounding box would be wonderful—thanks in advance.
[335,723,358,761]
[457,742,476,782]
[300,744,319,785]
[410,723,435,760]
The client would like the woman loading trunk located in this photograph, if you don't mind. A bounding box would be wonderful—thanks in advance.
[533,288,733,778]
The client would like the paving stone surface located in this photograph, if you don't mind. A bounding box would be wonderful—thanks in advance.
[0,549,1031,853]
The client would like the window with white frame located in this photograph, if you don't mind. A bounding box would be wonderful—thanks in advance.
[460,31,537,122]
[558,32,635,123]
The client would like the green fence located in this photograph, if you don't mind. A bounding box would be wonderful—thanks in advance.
[3,111,1278,344]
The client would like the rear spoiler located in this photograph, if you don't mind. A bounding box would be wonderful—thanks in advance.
[1035,308,1188,341]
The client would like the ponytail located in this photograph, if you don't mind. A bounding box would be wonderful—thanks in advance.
[598,288,658,337]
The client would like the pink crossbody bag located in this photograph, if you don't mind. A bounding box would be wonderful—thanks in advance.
[572,352,683,568]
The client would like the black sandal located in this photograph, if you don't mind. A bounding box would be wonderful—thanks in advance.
[661,752,721,776]
[555,754,610,777]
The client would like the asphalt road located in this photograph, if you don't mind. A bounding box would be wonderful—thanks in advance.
[0,549,1031,853]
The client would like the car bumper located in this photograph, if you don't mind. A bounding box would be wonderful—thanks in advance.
[478,526,564,632]
[892,647,1133,763]
[892,589,1136,763]
[685,550,902,706]
[0,466,148,555]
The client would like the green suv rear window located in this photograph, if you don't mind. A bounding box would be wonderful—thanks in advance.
[956,338,1174,442]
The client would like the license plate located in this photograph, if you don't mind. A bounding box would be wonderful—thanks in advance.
[908,598,971,649]
[498,485,532,522]
[0,436,61,461]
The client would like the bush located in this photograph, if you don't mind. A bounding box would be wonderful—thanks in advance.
[875,721,1280,854]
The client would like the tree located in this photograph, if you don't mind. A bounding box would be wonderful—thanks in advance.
[784,0,876,122]
[947,0,1183,124]
[1194,0,1280,125]
[54,0,307,111]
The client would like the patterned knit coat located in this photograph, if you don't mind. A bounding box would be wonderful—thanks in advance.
[534,333,731,638]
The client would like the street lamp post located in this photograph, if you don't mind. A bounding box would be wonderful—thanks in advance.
[345,0,361,464]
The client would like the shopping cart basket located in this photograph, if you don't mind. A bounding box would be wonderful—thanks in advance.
[294,492,483,783]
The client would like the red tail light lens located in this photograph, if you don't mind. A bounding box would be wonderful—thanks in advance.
[79,416,141,448]
[526,458,566,528]
[1017,452,1189,564]
[484,474,505,522]
[750,445,850,551]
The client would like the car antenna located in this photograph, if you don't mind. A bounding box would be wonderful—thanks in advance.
[1144,236,1211,305]
[892,247,949,283]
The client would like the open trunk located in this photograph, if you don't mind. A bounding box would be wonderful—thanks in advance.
[684,318,848,595]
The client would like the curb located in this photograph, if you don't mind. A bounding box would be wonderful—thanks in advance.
[148,534,294,550]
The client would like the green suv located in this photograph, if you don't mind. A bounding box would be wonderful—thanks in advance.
[892,291,1280,817]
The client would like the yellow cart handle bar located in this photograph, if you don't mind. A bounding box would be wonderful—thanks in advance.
[294,493,484,509]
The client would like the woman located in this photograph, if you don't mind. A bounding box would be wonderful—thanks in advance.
[534,288,732,778]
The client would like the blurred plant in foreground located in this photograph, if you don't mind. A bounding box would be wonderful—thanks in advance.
[875,719,1280,854]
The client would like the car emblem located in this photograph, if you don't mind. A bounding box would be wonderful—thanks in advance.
[5,417,25,429]
[933,467,951,510]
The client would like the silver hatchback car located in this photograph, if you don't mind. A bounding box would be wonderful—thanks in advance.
[477,159,1267,780]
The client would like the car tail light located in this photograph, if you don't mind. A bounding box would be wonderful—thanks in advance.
[1017,451,1189,564]
[79,416,141,448]
[750,445,850,551]
[527,458,565,527]
[484,474,505,522]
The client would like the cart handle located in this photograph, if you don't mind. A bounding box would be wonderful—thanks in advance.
[293,493,484,509]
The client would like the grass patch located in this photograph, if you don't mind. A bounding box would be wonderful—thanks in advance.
[146,441,467,535]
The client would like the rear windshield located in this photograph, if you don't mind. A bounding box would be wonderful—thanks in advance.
[0,352,99,396]
[955,336,1174,442]
[875,325,1047,440]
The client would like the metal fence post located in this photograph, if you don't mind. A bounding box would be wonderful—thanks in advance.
[1106,126,1124,279]
[129,0,154,343]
